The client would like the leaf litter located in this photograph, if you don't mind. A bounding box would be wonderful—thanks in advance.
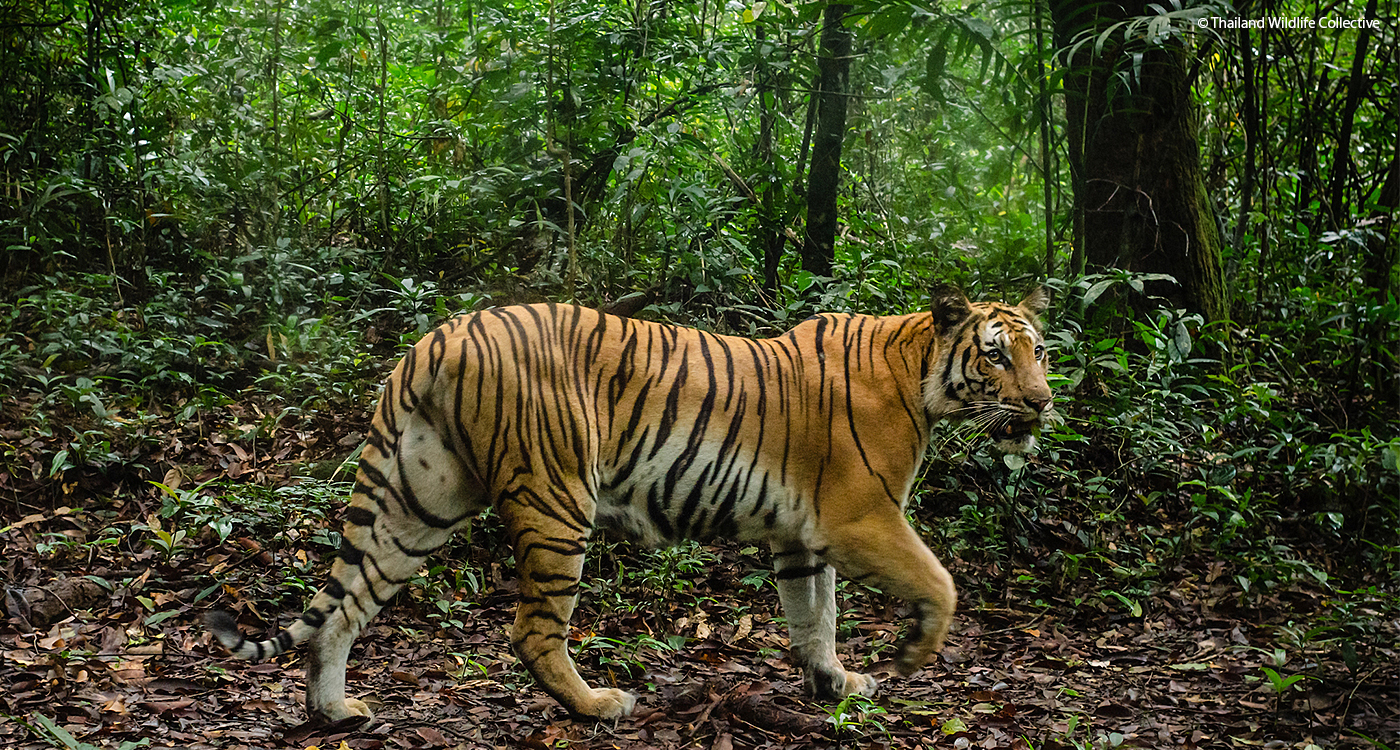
[0,404,1396,750]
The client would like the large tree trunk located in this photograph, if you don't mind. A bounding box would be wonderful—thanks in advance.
[1051,0,1227,323]
[801,3,852,278]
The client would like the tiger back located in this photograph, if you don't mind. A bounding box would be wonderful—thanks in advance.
[207,286,1053,722]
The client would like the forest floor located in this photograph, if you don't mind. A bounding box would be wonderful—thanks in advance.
[0,406,1396,750]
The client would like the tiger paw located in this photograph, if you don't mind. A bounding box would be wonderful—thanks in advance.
[808,669,879,700]
[843,671,878,697]
[313,697,374,723]
[580,687,637,719]
[342,698,374,718]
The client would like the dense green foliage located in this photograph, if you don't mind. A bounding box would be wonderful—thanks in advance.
[1,0,1397,729]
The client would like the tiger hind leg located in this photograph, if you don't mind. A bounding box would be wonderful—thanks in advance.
[772,544,879,700]
[503,489,635,719]
[305,407,484,722]
[304,558,376,722]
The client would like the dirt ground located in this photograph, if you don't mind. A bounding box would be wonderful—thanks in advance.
[2,511,1396,750]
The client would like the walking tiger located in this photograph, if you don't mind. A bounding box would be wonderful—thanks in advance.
[207,285,1054,721]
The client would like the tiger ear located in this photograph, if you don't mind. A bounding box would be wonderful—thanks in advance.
[1018,286,1050,316]
[930,284,973,331]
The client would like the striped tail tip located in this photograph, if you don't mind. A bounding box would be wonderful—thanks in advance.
[205,610,272,661]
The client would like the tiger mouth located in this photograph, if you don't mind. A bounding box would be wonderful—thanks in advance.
[992,421,1038,441]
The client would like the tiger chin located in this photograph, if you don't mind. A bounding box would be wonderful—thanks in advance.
[206,284,1054,724]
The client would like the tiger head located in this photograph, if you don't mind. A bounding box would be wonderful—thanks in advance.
[926,285,1054,454]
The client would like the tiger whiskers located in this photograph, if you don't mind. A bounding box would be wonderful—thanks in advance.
[931,401,1042,454]
[932,404,1012,453]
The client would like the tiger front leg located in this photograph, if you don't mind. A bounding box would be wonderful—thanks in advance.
[506,509,636,720]
[772,544,879,700]
[820,512,957,678]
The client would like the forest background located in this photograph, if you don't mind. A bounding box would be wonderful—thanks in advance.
[0,0,1396,747]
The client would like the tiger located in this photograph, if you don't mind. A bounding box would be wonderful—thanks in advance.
[206,284,1054,723]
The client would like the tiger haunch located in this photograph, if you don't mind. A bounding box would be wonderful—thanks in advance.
[207,287,1053,722]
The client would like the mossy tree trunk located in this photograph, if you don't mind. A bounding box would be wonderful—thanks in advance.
[1051,0,1227,323]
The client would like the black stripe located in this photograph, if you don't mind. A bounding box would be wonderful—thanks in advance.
[517,538,587,562]
[649,348,690,460]
[530,572,579,583]
[343,506,375,527]
[525,610,568,626]
[775,564,829,580]
[539,584,581,597]
[338,537,364,567]
[645,485,675,540]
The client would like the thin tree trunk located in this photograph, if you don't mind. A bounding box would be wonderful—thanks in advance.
[1326,0,1379,229]
[794,60,818,202]
[270,0,281,169]
[1358,134,1399,409]
[1234,26,1257,256]
[377,14,390,250]
[801,3,852,278]
[1293,0,1323,232]
[269,0,284,249]
[1254,24,1271,312]
[1034,0,1054,278]
[756,22,783,295]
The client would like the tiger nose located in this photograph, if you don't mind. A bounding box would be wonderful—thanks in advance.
[1026,396,1052,414]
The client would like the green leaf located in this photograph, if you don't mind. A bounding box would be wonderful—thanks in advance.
[741,2,766,23]
[194,582,221,604]
[145,610,180,626]
[1381,446,1399,473]
[1259,666,1311,693]
[1104,590,1143,617]
[866,4,913,37]
[211,517,234,543]
[316,41,345,63]
[923,42,947,102]
[1082,279,1115,308]
[940,717,968,734]
[50,449,72,477]
[31,714,86,749]
[1174,321,1192,358]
